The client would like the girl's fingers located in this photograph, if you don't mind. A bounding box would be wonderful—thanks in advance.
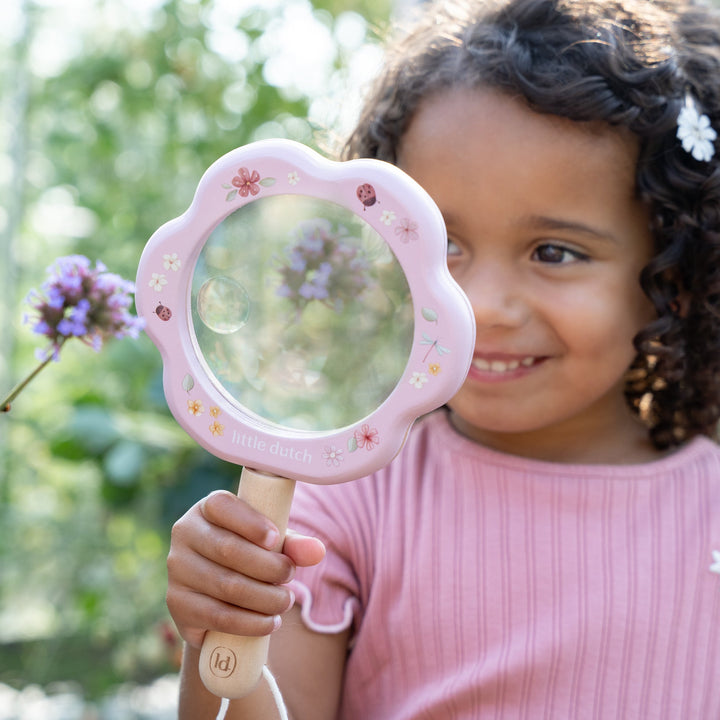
[200,490,281,550]
[165,492,326,648]
[167,547,294,617]
[189,520,294,583]
[168,590,283,647]
[171,497,294,584]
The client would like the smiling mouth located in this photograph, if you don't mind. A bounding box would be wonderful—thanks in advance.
[472,356,538,374]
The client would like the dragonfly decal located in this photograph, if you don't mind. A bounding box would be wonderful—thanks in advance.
[421,333,451,362]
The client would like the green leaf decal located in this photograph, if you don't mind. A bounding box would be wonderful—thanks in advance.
[348,436,358,453]
[182,374,195,393]
[259,177,276,187]
[422,307,438,323]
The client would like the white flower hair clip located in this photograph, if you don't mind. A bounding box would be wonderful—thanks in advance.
[676,95,717,162]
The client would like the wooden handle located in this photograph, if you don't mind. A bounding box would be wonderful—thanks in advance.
[199,467,296,699]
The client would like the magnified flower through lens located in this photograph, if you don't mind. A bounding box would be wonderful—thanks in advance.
[276,218,371,314]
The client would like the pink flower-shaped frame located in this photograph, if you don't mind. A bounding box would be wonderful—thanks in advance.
[136,139,474,484]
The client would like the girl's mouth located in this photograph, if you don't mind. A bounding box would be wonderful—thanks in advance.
[471,356,538,374]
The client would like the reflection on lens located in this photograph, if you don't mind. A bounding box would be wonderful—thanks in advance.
[197,276,251,334]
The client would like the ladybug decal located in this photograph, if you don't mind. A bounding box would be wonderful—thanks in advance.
[356,183,377,209]
[156,303,172,321]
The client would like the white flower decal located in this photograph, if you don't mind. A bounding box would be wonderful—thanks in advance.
[409,371,428,389]
[323,445,344,466]
[288,171,300,186]
[380,210,396,226]
[710,550,720,575]
[163,253,181,271]
[676,97,716,162]
[149,273,167,291]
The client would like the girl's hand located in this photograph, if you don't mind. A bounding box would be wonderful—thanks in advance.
[166,489,325,648]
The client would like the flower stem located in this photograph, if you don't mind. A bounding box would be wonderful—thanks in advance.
[1,348,60,413]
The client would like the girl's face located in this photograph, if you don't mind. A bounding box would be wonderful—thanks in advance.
[398,89,658,463]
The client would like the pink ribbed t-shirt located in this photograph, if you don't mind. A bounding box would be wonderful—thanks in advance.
[288,411,720,719]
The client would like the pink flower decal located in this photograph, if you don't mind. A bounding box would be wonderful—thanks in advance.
[232,167,261,197]
[354,424,379,451]
[224,168,276,201]
[395,218,419,243]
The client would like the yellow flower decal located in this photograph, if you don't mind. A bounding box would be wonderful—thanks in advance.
[429,363,441,376]
[210,406,221,418]
[187,399,204,416]
[209,420,224,437]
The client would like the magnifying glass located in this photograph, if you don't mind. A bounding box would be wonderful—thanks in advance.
[136,139,475,698]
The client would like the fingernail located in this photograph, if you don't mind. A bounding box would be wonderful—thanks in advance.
[286,589,296,612]
[262,528,280,549]
[272,615,283,632]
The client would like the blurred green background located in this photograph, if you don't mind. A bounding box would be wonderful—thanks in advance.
[0,0,393,712]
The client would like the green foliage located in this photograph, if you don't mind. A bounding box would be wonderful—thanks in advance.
[0,0,390,700]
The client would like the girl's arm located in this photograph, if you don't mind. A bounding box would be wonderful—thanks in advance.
[177,644,223,719]
[265,606,350,720]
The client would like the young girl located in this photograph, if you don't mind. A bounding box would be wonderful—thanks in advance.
[166,0,720,717]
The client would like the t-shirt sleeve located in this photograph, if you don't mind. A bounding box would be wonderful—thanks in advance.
[287,478,375,639]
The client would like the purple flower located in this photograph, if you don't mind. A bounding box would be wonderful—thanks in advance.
[316,262,332,281]
[3,255,145,412]
[300,234,324,254]
[289,250,306,272]
[24,255,145,361]
[299,283,316,299]
[46,286,66,310]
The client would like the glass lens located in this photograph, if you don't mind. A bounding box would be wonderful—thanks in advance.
[191,194,414,432]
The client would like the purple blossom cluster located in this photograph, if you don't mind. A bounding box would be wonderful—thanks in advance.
[276,219,371,313]
[25,255,145,361]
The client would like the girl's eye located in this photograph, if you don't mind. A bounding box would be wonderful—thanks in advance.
[447,238,462,257]
[532,243,588,264]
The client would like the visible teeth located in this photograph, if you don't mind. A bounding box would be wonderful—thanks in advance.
[474,357,536,373]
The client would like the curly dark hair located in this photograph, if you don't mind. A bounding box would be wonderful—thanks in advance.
[345,0,720,449]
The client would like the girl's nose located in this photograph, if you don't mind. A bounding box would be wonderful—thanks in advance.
[459,262,530,330]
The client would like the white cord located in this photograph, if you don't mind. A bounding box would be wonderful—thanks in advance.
[216,697,229,720]
[214,668,288,720]
[262,665,289,720]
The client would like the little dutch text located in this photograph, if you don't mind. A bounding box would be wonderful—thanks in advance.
[231,431,312,465]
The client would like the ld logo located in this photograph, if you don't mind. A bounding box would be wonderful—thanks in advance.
[209,646,237,678]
